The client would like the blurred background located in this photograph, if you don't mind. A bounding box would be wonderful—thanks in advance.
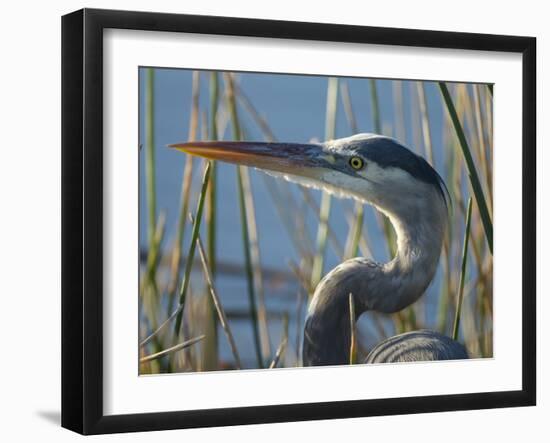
[138,68,493,374]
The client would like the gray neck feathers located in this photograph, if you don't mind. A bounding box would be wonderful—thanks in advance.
[302,185,447,366]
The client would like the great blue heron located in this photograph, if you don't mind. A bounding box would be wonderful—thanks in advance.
[171,133,468,366]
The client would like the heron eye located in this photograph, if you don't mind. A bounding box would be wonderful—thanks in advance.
[349,156,365,170]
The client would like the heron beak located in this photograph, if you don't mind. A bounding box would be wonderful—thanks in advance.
[169,141,329,179]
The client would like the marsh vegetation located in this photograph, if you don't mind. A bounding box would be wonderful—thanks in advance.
[138,69,493,373]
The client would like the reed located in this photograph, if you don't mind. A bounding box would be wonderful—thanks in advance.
[145,68,156,248]
[416,81,434,164]
[392,81,406,142]
[310,77,338,290]
[439,82,493,254]
[143,212,166,324]
[453,198,473,341]
[224,73,264,368]
[370,79,396,258]
[341,80,364,259]
[369,79,382,134]
[269,313,289,369]
[142,68,163,310]
[196,231,242,369]
[207,71,219,275]
[201,71,220,371]
[168,71,199,313]
[300,187,344,259]
[141,69,166,361]
[173,162,212,338]
[472,84,493,202]
[241,167,272,360]
[349,293,357,365]
[140,335,205,364]
[139,69,493,372]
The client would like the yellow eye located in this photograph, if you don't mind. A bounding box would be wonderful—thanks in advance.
[349,156,365,170]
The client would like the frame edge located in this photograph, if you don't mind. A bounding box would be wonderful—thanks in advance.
[63,8,538,434]
[521,36,537,406]
[61,8,85,435]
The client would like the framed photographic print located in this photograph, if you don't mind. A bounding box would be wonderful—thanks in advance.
[61,8,536,434]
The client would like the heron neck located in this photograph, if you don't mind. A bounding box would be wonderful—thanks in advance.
[374,202,446,313]
[302,194,447,366]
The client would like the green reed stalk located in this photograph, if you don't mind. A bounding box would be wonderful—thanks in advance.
[340,81,358,134]
[229,104,272,358]
[196,233,242,369]
[269,313,289,369]
[439,82,493,254]
[168,162,193,309]
[437,115,458,334]
[311,77,338,289]
[341,81,364,259]
[240,168,272,360]
[437,238,452,334]
[233,117,272,358]
[139,335,205,364]
[237,171,264,368]
[452,197,472,341]
[168,71,200,313]
[416,82,434,164]
[369,79,382,134]
[207,72,219,275]
[144,212,165,302]
[235,82,320,352]
[370,78,396,258]
[392,81,407,143]
[345,212,363,259]
[202,71,220,371]
[143,68,162,335]
[173,162,212,338]
[224,73,264,368]
[349,293,357,365]
[299,187,344,259]
[145,68,156,248]
[483,86,494,243]
[370,78,402,334]
[141,214,166,362]
[265,178,313,259]
[472,84,493,203]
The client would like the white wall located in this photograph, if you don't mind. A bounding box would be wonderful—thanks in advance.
[0,0,546,441]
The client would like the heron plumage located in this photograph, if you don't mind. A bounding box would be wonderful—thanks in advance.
[301,135,466,365]
[170,133,468,367]
[365,330,468,363]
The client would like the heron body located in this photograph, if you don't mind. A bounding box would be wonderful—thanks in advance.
[171,133,468,366]
[365,330,468,363]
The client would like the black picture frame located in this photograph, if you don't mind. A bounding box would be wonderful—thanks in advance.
[61,8,536,435]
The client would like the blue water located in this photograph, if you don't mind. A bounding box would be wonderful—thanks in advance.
[138,68,452,367]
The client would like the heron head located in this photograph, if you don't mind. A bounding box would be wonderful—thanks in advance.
[170,133,449,218]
